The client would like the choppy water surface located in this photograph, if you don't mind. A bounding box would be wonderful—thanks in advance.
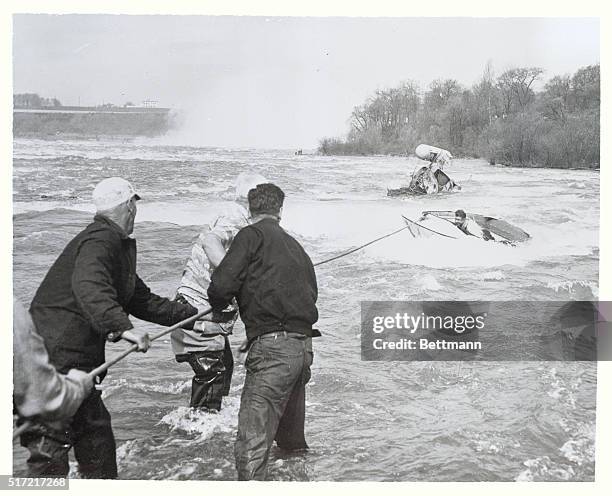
[12,138,599,481]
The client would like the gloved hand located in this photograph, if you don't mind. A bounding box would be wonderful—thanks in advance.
[210,308,238,323]
[66,368,94,395]
[189,308,237,334]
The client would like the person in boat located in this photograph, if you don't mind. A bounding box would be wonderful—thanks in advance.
[13,298,93,422]
[208,183,320,480]
[171,172,267,412]
[454,209,494,240]
[23,177,199,479]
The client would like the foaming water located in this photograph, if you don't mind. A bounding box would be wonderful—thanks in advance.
[12,138,598,481]
[159,400,239,438]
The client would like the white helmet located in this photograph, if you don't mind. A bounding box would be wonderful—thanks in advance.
[234,172,268,201]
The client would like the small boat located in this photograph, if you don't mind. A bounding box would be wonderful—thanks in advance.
[403,211,530,244]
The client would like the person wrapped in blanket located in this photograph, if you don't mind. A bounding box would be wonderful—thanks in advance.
[171,172,268,411]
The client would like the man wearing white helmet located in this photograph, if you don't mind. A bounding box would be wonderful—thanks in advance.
[172,172,267,412]
[24,177,199,478]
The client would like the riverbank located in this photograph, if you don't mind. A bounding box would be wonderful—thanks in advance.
[317,144,599,170]
[13,107,171,137]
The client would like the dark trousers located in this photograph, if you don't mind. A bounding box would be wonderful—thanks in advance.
[235,332,312,481]
[20,389,117,479]
[177,336,234,411]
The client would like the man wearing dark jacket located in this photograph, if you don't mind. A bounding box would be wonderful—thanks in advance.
[208,183,320,480]
[24,177,198,479]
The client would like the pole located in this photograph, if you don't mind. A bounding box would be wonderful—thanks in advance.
[12,421,31,439]
[87,308,213,379]
[13,308,213,439]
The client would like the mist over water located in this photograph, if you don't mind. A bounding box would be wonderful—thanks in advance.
[13,138,598,480]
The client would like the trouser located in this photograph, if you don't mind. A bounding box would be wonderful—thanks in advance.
[235,331,313,481]
[176,336,234,411]
[20,389,117,479]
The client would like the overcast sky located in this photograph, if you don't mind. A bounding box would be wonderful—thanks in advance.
[13,16,600,149]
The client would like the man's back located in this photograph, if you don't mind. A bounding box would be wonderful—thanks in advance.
[30,216,130,372]
[209,217,318,340]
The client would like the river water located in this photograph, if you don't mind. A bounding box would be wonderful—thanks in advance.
[12,137,599,481]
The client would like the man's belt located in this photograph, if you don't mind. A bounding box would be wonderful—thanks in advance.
[256,330,306,340]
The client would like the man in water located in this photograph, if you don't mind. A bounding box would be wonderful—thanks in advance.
[454,209,494,240]
[208,183,320,480]
[24,177,199,478]
[171,172,267,412]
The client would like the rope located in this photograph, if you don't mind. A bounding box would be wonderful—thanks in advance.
[314,224,410,267]
[313,153,445,268]
[401,215,459,239]
[13,308,212,439]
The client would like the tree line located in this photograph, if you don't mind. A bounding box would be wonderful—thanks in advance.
[318,63,599,168]
[14,93,62,108]
[14,93,142,109]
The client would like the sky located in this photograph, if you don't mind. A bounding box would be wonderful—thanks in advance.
[12,15,600,149]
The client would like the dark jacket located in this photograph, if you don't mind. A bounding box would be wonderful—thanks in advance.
[208,217,319,341]
[30,215,197,374]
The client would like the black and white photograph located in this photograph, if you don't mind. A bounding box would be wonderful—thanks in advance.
[3,3,609,487]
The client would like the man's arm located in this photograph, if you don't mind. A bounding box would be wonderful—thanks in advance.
[306,255,318,302]
[13,300,92,421]
[128,275,198,327]
[202,232,227,269]
[204,208,247,269]
[207,227,255,311]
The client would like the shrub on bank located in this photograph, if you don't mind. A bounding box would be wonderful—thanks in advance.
[318,64,600,169]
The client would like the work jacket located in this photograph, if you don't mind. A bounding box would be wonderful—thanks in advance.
[30,215,197,374]
[208,217,320,342]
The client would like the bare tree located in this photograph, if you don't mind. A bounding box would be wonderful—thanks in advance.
[497,67,544,113]
[571,64,599,111]
[541,75,572,122]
